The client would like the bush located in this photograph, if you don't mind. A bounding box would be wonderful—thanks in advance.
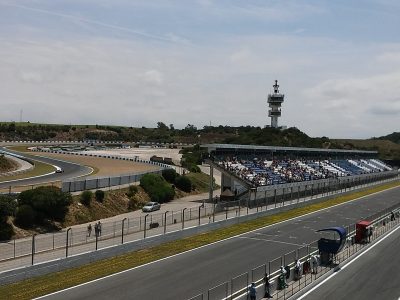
[0,222,14,241]
[0,195,17,223]
[126,185,138,198]
[15,205,36,228]
[140,174,175,203]
[175,176,192,193]
[95,190,105,203]
[18,186,72,222]
[80,191,93,206]
[189,164,201,173]
[162,168,178,183]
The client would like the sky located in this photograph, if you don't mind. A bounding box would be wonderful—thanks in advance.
[0,0,399,138]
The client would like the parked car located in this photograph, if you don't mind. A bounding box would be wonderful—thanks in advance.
[142,202,161,212]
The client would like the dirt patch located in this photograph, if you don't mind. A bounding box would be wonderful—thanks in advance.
[0,155,18,173]
[31,152,159,177]
[63,188,150,227]
[83,148,182,165]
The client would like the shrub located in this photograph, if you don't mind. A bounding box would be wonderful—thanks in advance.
[18,186,72,222]
[189,164,201,173]
[0,195,17,223]
[95,190,105,203]
[0,222,14,241]
[15,205,36,228]
[126,185,138,198]
[162,168,178,183]
[80,191,93,206]
[175,176,192,193]
[140,174,175,203]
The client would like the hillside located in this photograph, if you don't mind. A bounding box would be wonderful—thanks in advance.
[333,139,400,160]
[1,121,400,160]
[0,155,17,173]
[375,132,400,144]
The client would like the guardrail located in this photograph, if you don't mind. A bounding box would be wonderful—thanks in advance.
[187,203,400,300]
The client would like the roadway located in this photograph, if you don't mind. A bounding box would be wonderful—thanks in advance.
[0,147,92,188]
[38,185,400,300]
[301,221,400,300]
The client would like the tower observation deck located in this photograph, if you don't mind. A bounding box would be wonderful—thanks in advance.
[267,80,284,128]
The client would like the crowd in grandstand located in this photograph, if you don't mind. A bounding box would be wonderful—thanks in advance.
[217,157,392,187]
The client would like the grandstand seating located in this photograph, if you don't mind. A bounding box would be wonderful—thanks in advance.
[217,157,391,187]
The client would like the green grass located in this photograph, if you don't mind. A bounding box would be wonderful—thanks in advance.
[6,146,31,152]
[186,171,219,192]
[0,160,55,183]
[0,180,399,299]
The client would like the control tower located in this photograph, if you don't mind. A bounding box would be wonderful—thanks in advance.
[267,80,284,128]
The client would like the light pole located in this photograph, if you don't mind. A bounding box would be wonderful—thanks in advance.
[144,214,149,239]
[164,211,169,234]
[31,233,37,265]
[66,228,72,257]
[198,205,203,226]
[121,218,127,244]
[182,208,187,230]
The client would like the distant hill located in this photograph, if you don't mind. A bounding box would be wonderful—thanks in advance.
[333,139,400,161]
[1,121,400,160]
[374,132,400,144]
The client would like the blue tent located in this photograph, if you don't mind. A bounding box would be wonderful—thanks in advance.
[317,226,347,254]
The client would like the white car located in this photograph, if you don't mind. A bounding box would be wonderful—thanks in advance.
[55,168,64,173]
[142,202,161,212]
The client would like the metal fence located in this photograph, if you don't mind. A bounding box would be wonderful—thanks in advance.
[0,174,397,273]
[185,203,400,300]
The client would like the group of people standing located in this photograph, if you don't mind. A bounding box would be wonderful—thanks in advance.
[248,255,319,299]
[87,221,102,237]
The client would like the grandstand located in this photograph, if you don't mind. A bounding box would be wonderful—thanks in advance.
[202,144,395,196]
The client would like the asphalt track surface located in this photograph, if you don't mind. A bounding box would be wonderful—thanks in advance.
[302,222,400,300]
[38,186,400,300]
[0,147,92,188]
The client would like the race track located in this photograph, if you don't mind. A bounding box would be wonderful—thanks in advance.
[0,147,92,188]
[37,186,400,300]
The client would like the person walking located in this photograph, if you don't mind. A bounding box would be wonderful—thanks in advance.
[87,224,92,237]
[94,223,99,237]
[263,273,273,298]
[98,221,102,236]
[249,282,256,300]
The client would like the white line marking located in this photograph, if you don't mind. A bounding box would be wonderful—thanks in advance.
[34,184,400,299]
[296,223,400,300]
[238,236,304,247]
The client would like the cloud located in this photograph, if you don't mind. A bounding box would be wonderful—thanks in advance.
[142,70,164,85]
[0,1,399,139]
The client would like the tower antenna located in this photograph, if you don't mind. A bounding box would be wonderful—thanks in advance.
[267,80,284,128]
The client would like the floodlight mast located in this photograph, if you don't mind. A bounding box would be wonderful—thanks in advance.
[267,80,284,128]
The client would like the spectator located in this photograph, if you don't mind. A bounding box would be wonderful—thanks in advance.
[87,224,92,237]
[249,282,256,300]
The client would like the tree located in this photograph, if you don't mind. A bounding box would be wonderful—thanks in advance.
[95,190,105,203]
[140,174,174,203]
[0,195,16,240]
[169,124,175,130]
[80,191,93,206]
[0,195,17,222]
[175,176,192,193]
[18,186,72,222]
[157,122,168,130]
[162,168,179,183]
[15,205,36,228]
